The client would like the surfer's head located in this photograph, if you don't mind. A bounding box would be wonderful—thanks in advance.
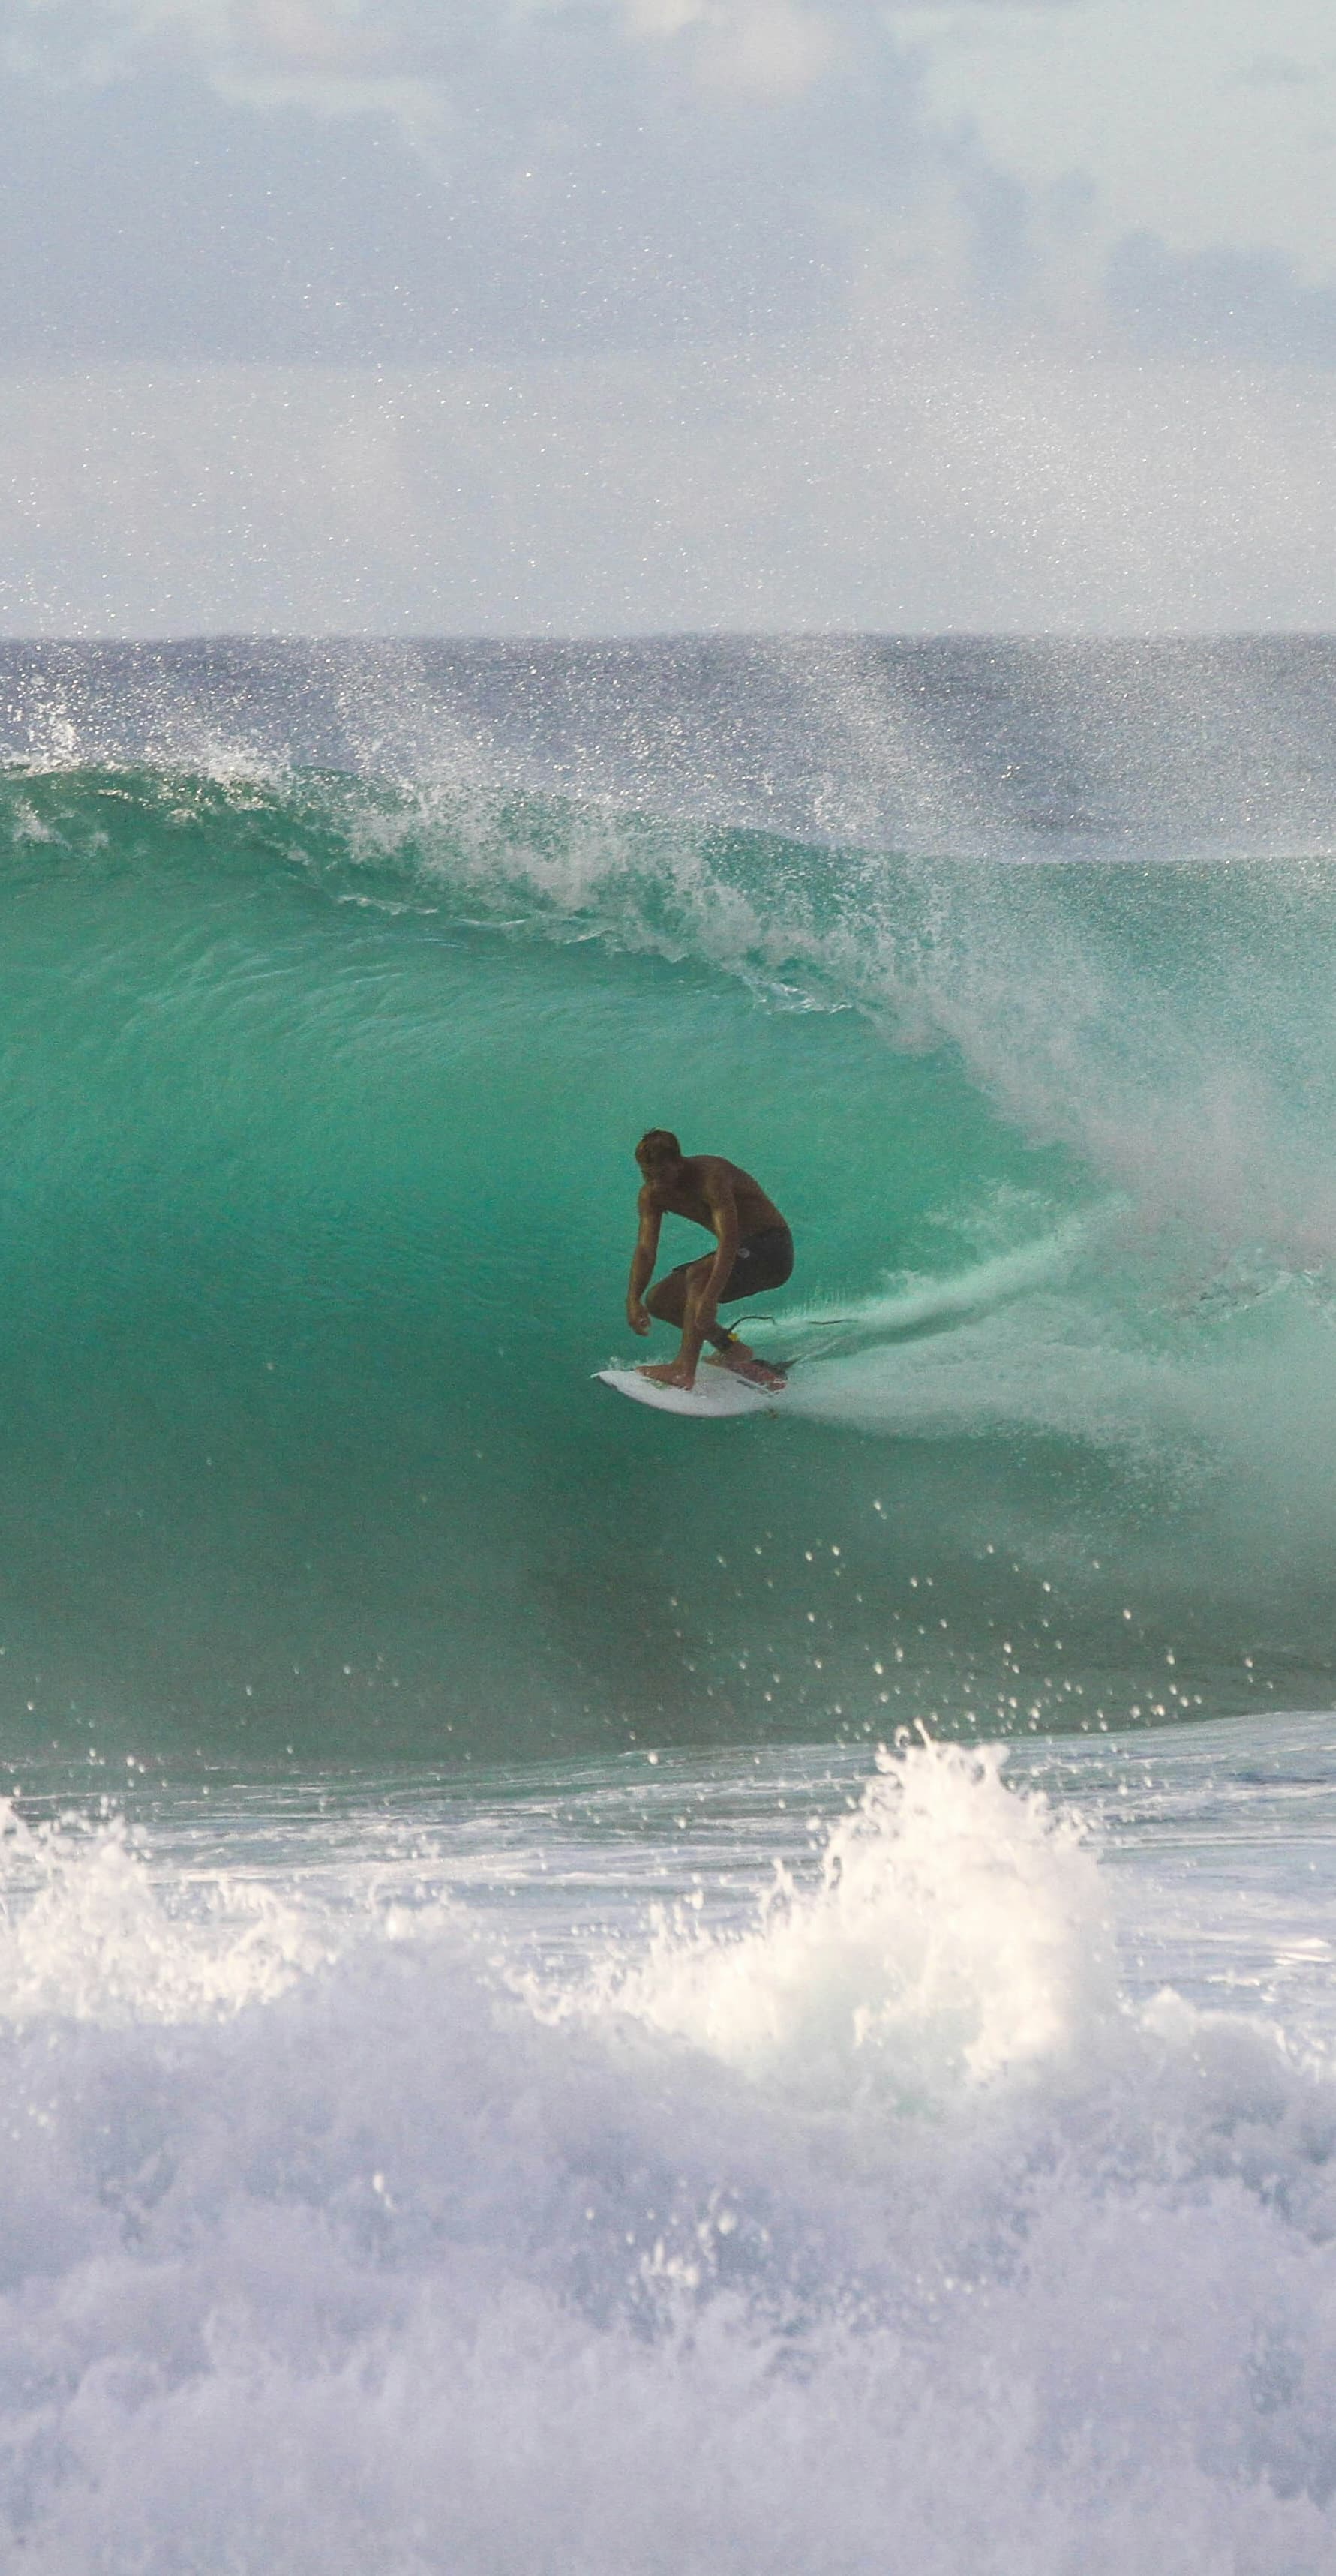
[635,1129,682,1175]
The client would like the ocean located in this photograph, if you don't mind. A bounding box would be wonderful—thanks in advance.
[2,634,1336,2570]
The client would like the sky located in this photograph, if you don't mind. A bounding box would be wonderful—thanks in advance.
[4,0,1336,633]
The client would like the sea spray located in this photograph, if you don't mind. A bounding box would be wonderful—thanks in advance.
[581,1740,1113,2105]
[0,1740,1334,2570]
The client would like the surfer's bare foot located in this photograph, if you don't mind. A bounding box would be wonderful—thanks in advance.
[639,1359,698,1389]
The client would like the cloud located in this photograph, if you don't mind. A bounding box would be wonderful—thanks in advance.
[0,0,932,367]
[5,0,854,104]
[9,0,1336,380]
[1109,233,1336,369]
[620,0,845,100]
[890,0,1336,285]
[5,0,1336,631]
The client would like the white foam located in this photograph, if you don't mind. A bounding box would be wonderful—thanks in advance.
[590,1742,1113,2105]
[785,1208,1096,1348]
[0,1800,342,2023]
[0,1746,1334,2569]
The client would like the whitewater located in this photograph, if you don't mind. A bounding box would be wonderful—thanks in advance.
[2,635,1336,2570]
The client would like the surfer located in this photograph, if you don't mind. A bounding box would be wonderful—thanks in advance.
[626,1130,792,1392]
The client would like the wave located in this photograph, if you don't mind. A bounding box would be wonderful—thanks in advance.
[2,759,1334,1776]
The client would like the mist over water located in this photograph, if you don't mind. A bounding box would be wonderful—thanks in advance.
[3,638,1336,2570]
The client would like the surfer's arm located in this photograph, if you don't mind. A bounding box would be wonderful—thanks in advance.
[626,1195,662,1335]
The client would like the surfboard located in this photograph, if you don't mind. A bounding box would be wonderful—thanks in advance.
[595,1362,785,1419]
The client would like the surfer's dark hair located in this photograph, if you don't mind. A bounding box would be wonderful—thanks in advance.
[636,1129,681,1166]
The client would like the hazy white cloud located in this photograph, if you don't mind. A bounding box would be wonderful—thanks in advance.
[4,0,1336,628]
[10,0,1334,362]
[896,0,1336,281]
[620,0,845,98]
[0,0,923,368]
[5,0,851,99]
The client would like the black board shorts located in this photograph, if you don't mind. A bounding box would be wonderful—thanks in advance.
[662,1223,794,1307]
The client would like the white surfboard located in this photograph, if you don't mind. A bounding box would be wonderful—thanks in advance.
[596,1362,785,1419]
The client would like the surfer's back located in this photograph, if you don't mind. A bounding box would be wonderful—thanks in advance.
[648,1154,785,1235]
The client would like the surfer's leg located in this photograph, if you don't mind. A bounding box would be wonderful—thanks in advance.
[704,1326,785,1389]
[704,1228,793,1388]
[641,1236,792,1389]
[640,1256,715,1384]
[660,1292,758,1364]
[644,1262,693,1329]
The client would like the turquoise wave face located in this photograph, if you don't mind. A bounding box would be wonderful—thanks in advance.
[2,764,1335,1780]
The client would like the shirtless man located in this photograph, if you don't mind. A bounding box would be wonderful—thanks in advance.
[626,1130,793,1392]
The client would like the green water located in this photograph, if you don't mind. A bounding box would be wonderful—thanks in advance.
[2,766,1333,1779]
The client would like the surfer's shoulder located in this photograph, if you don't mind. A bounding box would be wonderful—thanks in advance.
[686,1152,737,1194]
